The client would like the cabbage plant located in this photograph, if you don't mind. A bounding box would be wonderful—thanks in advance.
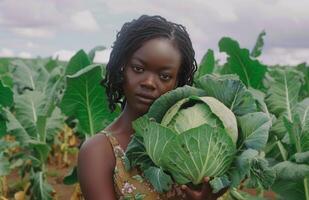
[125,74,275,194]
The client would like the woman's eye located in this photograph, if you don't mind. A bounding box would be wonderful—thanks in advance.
[132,66,144,73]
[159,73,172,81]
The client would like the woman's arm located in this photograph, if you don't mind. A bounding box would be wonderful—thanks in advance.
[78,134,117,200]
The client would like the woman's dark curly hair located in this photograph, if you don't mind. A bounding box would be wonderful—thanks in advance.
[102,15,198,112]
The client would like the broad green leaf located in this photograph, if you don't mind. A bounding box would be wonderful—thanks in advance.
[238,112,272,150]
[148,85,207,122]
[29,140,51,164]
[273,161,309,180]
[295,98,309,133]
[248,87,269,115]
[283,115,302,153]
[251,30,266,58]
[246,158,275,189]
[44,58,60,73]
[219,37,267,89]
[46,107,65,141]
[142,120,177,166]
[272,179,306,200]
[124,135,154,171]
[5,108,31,145]
[296,63,309,99]
[265,69,303,119]
[0,58,13,88]
[88,46,106,62]
[11,59,37,91]
[65,50,91,75]
[14,91,46,138]
[164,124,236,184]
[31,171,53,200]
[60,64,118,137]
[0,80,13,107]
[196,74,257,116]
[230,149,259,187]
[195,49,215,80]
[144,166,173,193]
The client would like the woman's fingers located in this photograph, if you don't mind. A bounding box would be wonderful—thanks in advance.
[200,177,212,197]
[181,184,201,199]
[180,177,228,200]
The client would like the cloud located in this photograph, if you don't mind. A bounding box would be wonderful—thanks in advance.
[93,48,111,63]
[260,47,309,66]
[0,48,14,57]
[53,50,76,61]
[18,52,32,59]
[70,10,100,32]
[12,28,55,38]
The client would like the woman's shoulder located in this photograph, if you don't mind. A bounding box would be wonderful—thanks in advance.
[78,132,116,170]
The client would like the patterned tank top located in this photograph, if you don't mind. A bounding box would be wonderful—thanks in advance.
[103,131,186,200]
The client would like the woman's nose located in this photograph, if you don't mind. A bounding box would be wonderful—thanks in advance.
[140,73,156,90]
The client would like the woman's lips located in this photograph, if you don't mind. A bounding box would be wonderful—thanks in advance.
[136,94,155,104]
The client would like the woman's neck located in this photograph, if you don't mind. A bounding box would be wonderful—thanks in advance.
[106,103,142,136]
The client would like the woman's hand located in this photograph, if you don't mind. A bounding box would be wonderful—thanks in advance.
[180,177,228,200]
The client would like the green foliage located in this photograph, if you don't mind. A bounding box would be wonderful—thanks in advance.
[60,64,117,137]
[195,49,215,80]
[219,37,267,89]
[251,30,266,58]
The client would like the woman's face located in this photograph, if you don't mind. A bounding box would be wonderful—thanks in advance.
[123,38,181,115]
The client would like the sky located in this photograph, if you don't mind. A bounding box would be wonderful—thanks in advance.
[0,0,308,66]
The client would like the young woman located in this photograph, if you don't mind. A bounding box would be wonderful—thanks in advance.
[78,15,226,200]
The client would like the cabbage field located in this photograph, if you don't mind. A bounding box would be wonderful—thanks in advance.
[0,32,309,200]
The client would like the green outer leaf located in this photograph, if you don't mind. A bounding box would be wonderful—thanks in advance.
[195,49,215,79]
[144,167,173,193]
[273,161,309,180]
[142,120,177,166]
[251,30,266,58]
[230,149,259,187]
[0,80,13,107]
[197,96,238,144]
[164,124,236,185]
[237,112,272,150]
[65,50,91,76]
[209,175,230,193]
[196,74,257,116]
[246,158,275,189]
[147,86,207,122]
[291,151,309,164]
[60,64,118,136]
[124,135,154,171]
[219,37,267,89]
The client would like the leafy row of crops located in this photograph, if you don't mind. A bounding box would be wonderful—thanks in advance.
[0,32,309,199]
